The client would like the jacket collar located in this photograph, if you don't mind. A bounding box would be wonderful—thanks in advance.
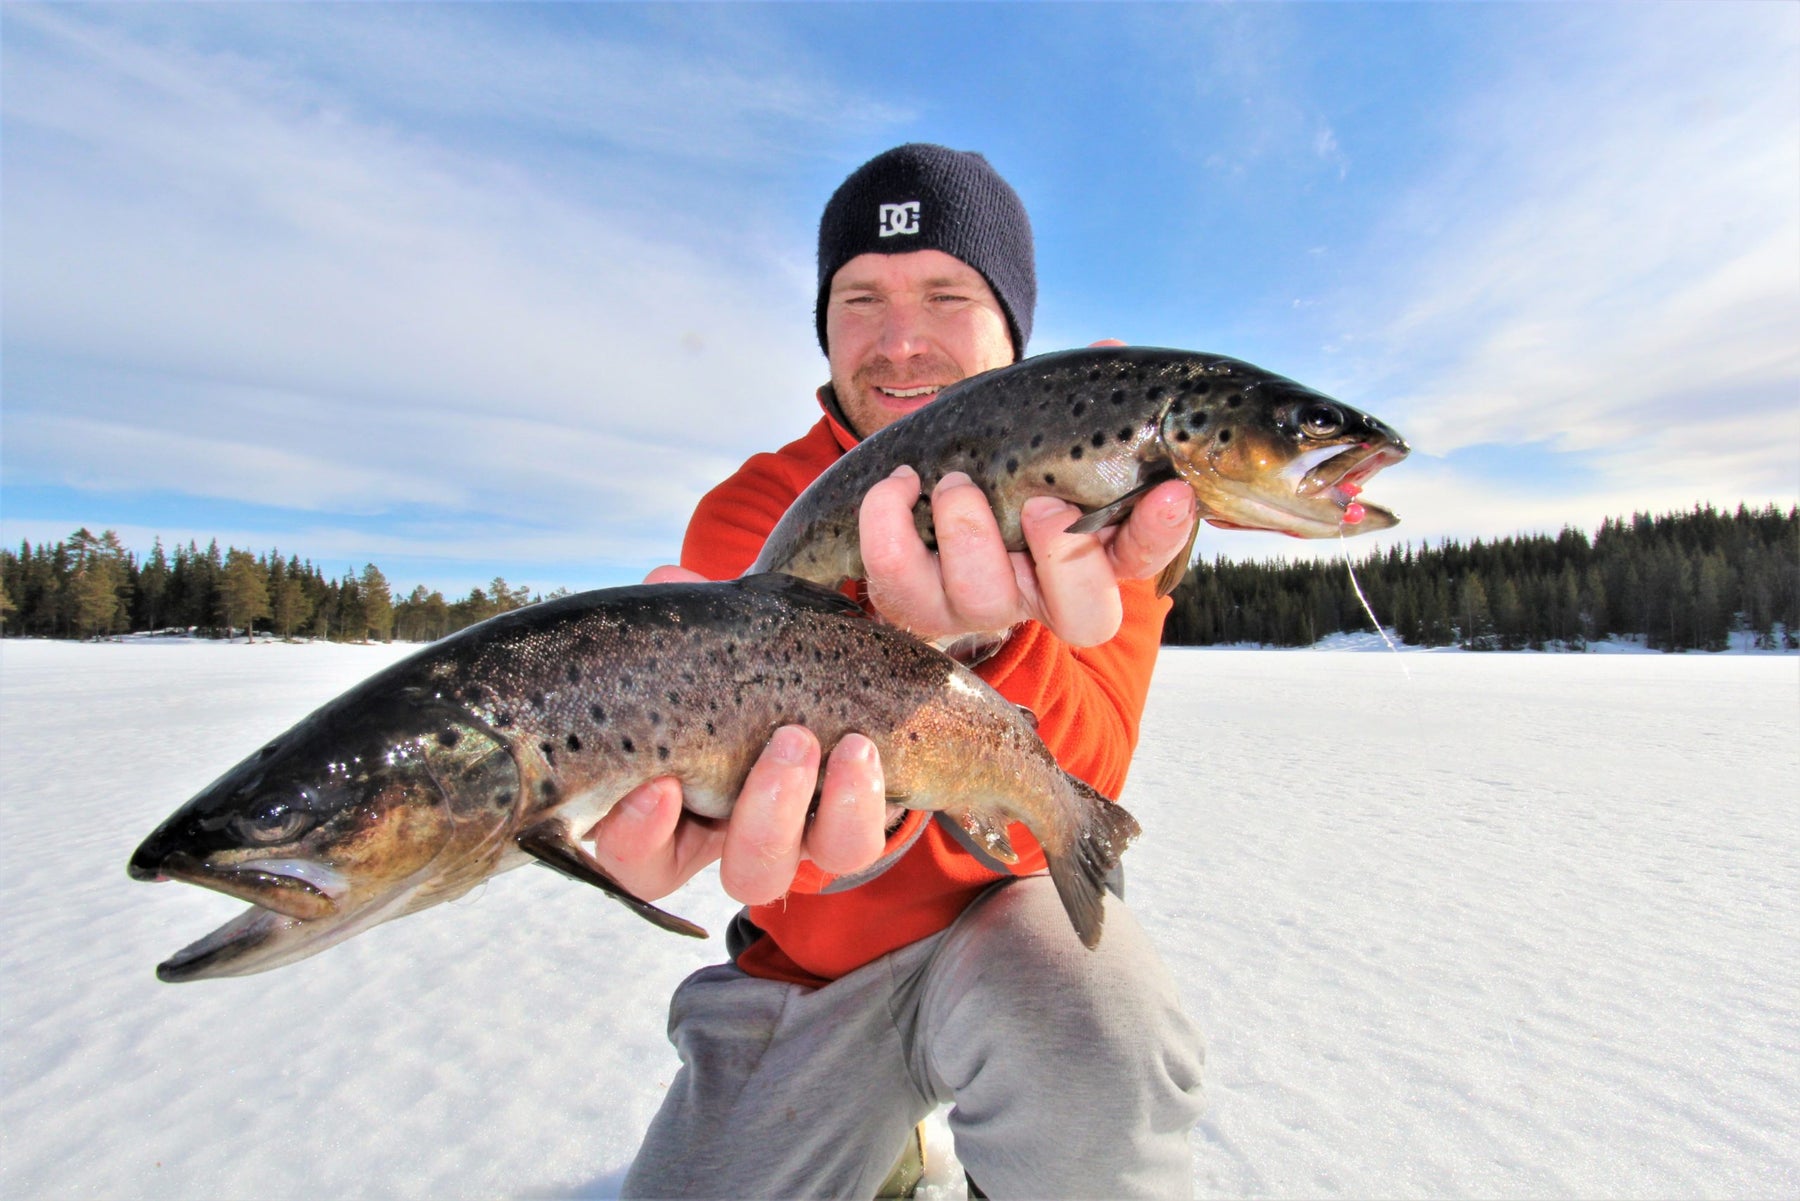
[815,384,862,453]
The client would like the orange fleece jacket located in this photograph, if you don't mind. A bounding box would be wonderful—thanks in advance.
[680,393,1170,987]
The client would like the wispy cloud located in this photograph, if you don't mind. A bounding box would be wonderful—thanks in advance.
[1328,3,1799,535]
[1,6,905,584]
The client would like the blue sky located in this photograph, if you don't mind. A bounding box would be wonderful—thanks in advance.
[4,2,1795,597]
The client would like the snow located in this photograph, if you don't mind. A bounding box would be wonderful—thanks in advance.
[2,637,1796,1199]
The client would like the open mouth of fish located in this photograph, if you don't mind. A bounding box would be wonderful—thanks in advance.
[133,851,347,919]
[130,854,359,981]
[1208,442,1408,536]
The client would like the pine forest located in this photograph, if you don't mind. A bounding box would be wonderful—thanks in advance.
[2,503,1794,653]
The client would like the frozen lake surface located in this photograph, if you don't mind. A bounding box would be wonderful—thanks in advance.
[2,637,1795,1198]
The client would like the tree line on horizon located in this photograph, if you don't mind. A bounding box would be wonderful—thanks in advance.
[1163,502,1798,652]
[0,532,557,643]
[2,502,1794,652]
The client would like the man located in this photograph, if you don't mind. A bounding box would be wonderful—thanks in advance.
[595,144,1207,1198]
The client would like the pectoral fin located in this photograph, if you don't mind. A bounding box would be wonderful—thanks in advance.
[1153,516,1201,597]
[948,807,1019,865]
[1063,478,1198,596]
[515,819,708,939]
[1064,480,1162,535]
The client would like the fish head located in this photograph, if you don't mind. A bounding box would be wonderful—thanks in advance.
[1161,362,1410,538]
[129,696,519,981]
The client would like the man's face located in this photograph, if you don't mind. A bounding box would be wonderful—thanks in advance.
[824,249,1015,439]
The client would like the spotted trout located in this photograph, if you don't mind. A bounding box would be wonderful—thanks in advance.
[128,574,1138,981]
[753,345,1410,595]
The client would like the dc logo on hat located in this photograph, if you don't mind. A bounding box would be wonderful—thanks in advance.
[878,202,921,237]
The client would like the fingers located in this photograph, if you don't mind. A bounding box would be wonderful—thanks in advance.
[587,777,707,901]
[1104,479,1198,582]
[717,726,822,905]
[643,564,705,585]
[859,467,946,633]
[863,467,1026,638]
[1019,494,1125,647]
[805,733,888,875]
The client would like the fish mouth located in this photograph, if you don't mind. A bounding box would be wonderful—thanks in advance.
[149,881,421,983]
[138,851,345,921]
[155,904,300,983]
[1287,441,1409,514]
[1203,440,1408,538]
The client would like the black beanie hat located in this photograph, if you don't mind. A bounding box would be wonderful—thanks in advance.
[815,143,1036,360]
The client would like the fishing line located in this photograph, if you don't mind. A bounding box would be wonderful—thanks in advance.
[1339,529,1410,678]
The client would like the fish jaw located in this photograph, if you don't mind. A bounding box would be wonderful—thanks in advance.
[1175,414,1409,539]
[130,700,521,981]
[132,851,345,920]
[154,885,428,982]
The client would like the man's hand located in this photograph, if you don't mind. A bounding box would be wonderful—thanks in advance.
[583,566,891,906]
[859,467,1197,648]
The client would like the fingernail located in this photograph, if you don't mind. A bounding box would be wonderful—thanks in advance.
[934,471,972,495]
[840,733,876,764]
[619,786,661,818]
[1022,495,1067,522]
[769,726,810,764]
[889,465,918,481]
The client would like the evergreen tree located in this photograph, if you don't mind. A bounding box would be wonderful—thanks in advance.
[219,549,272,639]
[361,565,395,642]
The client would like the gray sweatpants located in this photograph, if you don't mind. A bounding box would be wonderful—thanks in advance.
[621,876,1206,1199]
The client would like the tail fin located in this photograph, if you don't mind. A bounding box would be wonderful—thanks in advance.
[1044,778,1142,949]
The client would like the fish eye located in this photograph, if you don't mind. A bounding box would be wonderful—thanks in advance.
[233,799,311,845]
[1298,402,1346,438]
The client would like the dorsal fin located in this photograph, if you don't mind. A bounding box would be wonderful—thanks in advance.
[739,571,867,617]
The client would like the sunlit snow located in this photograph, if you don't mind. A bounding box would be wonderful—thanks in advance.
[1,637,1794,1198]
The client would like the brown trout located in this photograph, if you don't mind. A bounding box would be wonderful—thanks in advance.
[128,574,1138,981]
[753,345,1410,595]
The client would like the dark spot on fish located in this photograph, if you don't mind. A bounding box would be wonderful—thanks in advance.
[436,729,461,749]
[540,740,557,765]
[1190,412,1208,429]
[1006,457,1019,473]
[705,720,716,736]
[566,733,582,753]
[1110,389,1126,405]
[1118,427,1133,442]
[566,665,581,685]
[649,710,662,725]
[539,781,557,801]
[532,692,547,710]
[1044,472,1057,485]
[620,673,635,690]
[1218,429,1233,444]
[1030,433,1043,448]
[1192,381,1211,395]
[1226,393,1242,408]
[493,791,510,809]
[1174,430,1191,443]
[1147,385,1165,400]
[1091,431,1106,449]
[1072,400,1086,418]
[657,745,670,762]
[590,704,606,724]
[622,736,636,753]
[495,711,514,728]
[1070,446,1084,460]
[908,731,920,743]
[1087,368,1102,381]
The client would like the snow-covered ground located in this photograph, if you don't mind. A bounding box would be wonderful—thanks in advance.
[2,637,1795,1199]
